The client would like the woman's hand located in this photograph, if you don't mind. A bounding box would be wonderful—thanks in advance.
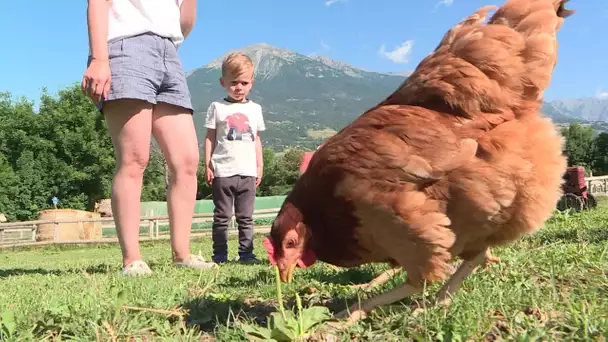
[82,58,111,104]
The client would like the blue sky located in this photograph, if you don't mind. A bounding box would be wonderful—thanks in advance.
[1,0,606,106]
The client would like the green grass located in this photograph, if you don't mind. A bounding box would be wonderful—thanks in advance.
[1,202,608,341]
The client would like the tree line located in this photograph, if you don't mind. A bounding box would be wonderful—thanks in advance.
[0,85,304,222]
[1,84,606,222]
[560,123,608,176]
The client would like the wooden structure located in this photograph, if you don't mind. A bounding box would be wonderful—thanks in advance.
[0,208,280,248]
[586,175,608,197]
[1,173,607,248]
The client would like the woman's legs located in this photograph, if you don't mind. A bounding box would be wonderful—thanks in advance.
[151,102,200,263]
[103,99,153,269]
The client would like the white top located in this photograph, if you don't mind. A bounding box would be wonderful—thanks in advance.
[107,0,185,46]
[205,99,266,178]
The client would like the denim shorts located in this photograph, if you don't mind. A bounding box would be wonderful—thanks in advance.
[89,33,193,113]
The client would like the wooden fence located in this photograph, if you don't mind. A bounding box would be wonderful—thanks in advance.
[0,208,280,248]
[2,175,607,249]
[586,175,608,197]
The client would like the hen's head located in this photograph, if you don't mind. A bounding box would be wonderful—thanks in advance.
[263,202,317,282]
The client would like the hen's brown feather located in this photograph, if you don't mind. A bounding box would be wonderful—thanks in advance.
[270,0,570,290]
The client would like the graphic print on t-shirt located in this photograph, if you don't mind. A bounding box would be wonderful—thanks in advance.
[225,112,255,141]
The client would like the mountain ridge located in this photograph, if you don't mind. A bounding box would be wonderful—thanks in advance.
[185,43,608,150]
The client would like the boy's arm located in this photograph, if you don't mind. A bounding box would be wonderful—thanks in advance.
[255,108,265,186]
[204,129,216,169]
[203,103,217,183]
[255,132,263,187]
[179,0,197,39]
[255,133,263,171]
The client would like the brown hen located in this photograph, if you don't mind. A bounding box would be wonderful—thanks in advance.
[265,0,573,324]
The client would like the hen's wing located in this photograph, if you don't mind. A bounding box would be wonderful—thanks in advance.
[320,105,477,197]
[313,105,479,282]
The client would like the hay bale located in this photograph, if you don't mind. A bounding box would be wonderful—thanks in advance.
[37,209,103,242]
[94,199,113,217]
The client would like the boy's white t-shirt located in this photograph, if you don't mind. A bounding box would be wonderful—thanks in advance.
[107,0,185,46]
[205,99,266,178]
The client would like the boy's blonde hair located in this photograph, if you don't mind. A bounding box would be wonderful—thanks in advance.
[221,52,254,78]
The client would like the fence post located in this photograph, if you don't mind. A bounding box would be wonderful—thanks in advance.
[53,221,59,242]
[148,210,154,238]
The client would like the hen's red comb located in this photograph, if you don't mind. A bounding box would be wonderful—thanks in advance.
[262,237,277,265]
[262,236,316,268]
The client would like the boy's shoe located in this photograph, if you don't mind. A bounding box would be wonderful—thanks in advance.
[122,260,153,276]
[174,254,218,269]
[237,254,262,265]
[211,254,229,264]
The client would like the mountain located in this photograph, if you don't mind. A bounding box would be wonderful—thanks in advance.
[186,43,406,150]
[542,97,608,122]
[185,43,608,150]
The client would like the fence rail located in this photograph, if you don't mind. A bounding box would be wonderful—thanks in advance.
[0,208,280,248]
[586,175,608,197]
[2,175,608,249]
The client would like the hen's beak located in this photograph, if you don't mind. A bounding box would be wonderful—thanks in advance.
[279,262,297,283]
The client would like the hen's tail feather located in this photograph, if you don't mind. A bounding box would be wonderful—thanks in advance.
[488,0,568,100]
[434,5,499,51]
[379,0,572,123]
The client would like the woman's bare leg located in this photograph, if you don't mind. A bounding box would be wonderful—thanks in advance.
[103,99,153,268]
[151,102,205,263]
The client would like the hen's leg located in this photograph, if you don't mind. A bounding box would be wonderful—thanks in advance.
[484,249,500,268]
[434,249,487,306]
[350,267,402,291]
[334,280,422,325]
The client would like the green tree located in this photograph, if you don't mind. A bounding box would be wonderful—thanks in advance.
[592,132,608,176]
[561,123,595,170]
[0,153,19,221]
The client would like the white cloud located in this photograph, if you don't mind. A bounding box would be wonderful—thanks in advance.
[436,0,454,7]
[596,89,608,100]
[325,0,347,7]
[320,40,330,51]
[378,40,414,64]
[308,40,331,57]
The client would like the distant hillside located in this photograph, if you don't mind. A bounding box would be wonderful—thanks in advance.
[543,97,608,122]
[185,43,608,150]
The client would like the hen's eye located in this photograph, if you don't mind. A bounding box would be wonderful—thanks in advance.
[286,239,296,248]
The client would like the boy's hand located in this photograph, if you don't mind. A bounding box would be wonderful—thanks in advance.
[82,58,111,104]
[256,165,263,187]
[205,166,214,185]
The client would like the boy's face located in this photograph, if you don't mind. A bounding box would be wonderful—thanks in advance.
[220,69,254,102]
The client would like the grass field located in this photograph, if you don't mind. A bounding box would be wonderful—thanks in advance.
[1,201,608,341]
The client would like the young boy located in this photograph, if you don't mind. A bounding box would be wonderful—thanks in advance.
[204,52,265,264]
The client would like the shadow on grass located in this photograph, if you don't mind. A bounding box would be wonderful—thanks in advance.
[182,295,278,332]
[216,263,386,288]
[182,266,412,333]
[0,261,165,278]
[0,268,65,278]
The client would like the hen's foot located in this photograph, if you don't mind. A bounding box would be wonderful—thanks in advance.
[333,283,421,325]
[483,250,501,269]
[350,267,401,292]
[435,250,488,307]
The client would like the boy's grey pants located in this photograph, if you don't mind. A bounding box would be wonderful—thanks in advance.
[211,175,256,259]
